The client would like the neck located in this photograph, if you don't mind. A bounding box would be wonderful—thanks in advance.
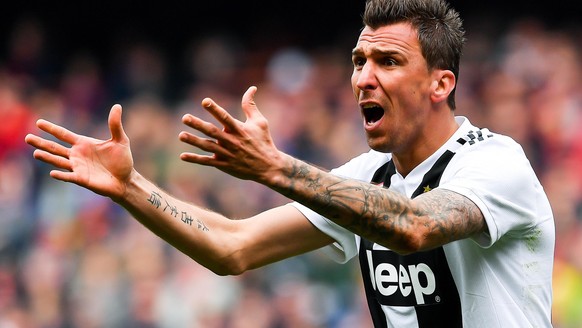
[392,113,459,177]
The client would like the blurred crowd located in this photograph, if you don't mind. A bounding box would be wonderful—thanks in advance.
[1,12,581,328]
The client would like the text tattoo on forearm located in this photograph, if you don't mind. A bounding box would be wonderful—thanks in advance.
[147,191,209,232]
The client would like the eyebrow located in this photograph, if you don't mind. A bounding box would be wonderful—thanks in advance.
[351,48,402,57]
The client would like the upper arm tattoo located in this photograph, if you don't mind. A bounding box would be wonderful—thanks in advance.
[412,188,486,245]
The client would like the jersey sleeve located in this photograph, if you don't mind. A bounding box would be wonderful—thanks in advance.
[438,135,549,248]
[289,202,357,263]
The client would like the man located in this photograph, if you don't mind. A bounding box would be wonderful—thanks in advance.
[25,0,555,326]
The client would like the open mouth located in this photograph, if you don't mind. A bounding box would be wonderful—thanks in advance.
[363,105,385,125]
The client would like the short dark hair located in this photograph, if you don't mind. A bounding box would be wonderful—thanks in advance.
[363,0,465,109]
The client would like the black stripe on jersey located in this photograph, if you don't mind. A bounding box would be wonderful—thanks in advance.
[360,160,395,328]
[411,150,455,198]
[359,151,462,328]
[360,237,389,328]
[370,160,396,186]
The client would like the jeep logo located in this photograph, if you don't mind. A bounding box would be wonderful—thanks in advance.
[366,249,438,306]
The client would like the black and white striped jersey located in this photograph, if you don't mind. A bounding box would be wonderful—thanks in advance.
[291,116,554,327]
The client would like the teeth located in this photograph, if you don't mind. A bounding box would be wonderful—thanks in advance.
[362,103,377,109]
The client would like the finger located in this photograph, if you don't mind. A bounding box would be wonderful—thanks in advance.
[49,170,79,184]
[178,131,233,158]
[241,86,261,120]
[182,114,225,140]
[179,152,229,169]
[36,119,80,145]
[25,134,70,158]
[33,149,72,171]
[201,97,241,132]
[108,104,128,143]
[179,152,213,165]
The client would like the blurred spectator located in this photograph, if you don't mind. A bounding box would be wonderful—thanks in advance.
[109,42,171,105]
[0,75,36,160]
[59,53,109,133]
[3,16,58,92]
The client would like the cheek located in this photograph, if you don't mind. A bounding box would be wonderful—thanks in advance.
[396,81,432,113]
[383,99,423,135]
[351,74,359,99]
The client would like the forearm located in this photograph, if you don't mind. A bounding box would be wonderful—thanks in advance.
[266,154,483,253]
[117,170,241,275]
[264,154,414,251]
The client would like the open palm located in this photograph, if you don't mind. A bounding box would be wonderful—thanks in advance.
[25,104,134,201]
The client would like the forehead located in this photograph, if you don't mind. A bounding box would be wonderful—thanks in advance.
[353,22,421,55]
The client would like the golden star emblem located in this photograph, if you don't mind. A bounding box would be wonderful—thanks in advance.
[423,185,432,193]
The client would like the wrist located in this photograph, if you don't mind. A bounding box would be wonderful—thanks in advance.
[113,169,143,205]
[261,152,302,191]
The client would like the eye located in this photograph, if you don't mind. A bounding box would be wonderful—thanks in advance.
[352,56,366,68]
[382,57,397,66]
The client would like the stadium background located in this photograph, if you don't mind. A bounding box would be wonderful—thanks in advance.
[1,1,581,327]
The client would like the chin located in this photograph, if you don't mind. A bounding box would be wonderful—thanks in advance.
[367,139,391,153]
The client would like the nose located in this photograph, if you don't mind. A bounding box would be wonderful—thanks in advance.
[354,62,378,91]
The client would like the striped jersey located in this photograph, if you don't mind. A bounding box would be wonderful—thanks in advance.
[290,116,554,327]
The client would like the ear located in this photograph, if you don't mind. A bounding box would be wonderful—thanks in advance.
[430,69,456,105]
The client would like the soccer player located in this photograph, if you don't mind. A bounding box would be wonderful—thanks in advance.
[26,0,555,326]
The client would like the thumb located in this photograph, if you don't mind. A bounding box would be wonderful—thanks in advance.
[108,104,128,143]
[241,86,260,119]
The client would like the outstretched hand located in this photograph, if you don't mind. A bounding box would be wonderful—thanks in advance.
[25,104,135,202]
[179,86,284,183]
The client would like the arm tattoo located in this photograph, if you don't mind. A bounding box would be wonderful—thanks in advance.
[147,191,162,208]
[164,199,179,217]
[196,219,210,232]
[275,160,484,251]
[413,189,486,245]
[147,191,210,232]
